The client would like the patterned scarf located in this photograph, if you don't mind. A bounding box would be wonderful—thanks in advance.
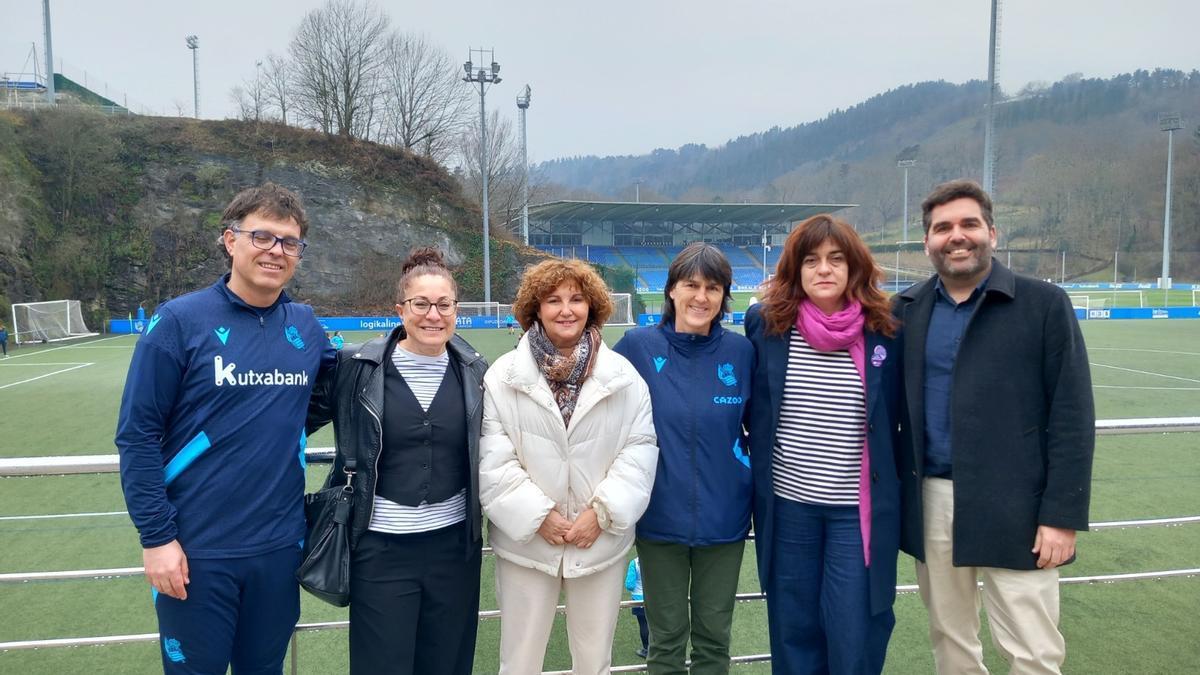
[527,321,601,427]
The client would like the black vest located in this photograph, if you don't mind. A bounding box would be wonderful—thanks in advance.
[376,350,470,506]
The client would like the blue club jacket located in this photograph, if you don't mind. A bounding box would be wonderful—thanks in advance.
[614,321,754,546]
[744,303,903,616]
[115,276,335,558]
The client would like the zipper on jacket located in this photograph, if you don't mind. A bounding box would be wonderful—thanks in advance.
[689,342,699,543]
[361,367,385,527]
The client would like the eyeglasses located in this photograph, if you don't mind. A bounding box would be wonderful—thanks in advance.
[401,298,458,316]
[230,227,307,257]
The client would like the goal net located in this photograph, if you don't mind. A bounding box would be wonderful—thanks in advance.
[11,300,97,344]
[457,301,501,328]
[608,292,634,326]
[1068,295,1108,311]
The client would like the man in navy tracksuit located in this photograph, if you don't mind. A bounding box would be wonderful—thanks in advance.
[116,184,335,673]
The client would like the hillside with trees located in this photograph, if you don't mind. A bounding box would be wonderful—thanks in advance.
[539,70,1200,281]
[0,110,543,324]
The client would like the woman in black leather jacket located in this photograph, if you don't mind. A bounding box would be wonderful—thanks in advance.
[307,247,488,675]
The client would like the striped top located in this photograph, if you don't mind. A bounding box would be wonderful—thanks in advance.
[772,329,866,506]
[368,345,467,534]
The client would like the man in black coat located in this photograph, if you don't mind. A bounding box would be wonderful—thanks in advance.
[893,180,1094,674]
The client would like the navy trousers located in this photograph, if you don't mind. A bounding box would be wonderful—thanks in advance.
[154,545,301,674]
[765,497,894,675]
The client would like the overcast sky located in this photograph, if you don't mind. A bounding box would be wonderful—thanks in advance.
[3,1,1197,161]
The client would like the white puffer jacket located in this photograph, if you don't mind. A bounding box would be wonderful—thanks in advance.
[480,336,658,578]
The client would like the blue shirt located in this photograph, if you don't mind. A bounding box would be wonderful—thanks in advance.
[115,276,335,557]
[923,275,988,478]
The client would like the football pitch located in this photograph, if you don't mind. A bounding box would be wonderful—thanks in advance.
[0,320,1197,673]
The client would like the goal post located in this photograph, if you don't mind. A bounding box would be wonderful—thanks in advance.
[455,301,501,328]
[608,292,634,326]
[11,300,97,344]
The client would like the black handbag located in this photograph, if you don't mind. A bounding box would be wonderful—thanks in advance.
[296,449,357,607]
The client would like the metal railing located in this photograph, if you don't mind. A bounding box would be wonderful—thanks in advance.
[3,417,1195,478]
[4,515,1196,585]
[1,417,1197,672]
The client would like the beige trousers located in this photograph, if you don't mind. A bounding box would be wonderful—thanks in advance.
[915,478,1066,675]
[494,556,626,675]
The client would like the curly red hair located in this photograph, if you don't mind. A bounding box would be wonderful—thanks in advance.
[512,259,613,331]
[759,214,897,337]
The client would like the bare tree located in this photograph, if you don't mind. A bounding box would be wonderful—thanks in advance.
[457,109,527,235]
[288,0,389,138]
[229,66,267,122]
[262,52,292,124]
[377,32,471,163]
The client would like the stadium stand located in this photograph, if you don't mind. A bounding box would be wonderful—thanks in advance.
[527,201,854,291]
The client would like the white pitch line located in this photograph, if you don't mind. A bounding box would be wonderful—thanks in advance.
[0,363,94,390]
[4,335,126,360]
[0,510,127,522]
[0,362,94,367]
[1090,362,1200,384]
[1091,516,1200,529]
[1094,385,1200,391]
[1090,347,1200,357]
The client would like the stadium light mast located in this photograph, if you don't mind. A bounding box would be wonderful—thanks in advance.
[1158,113,1183,289]
[761,230,771,284]
[517,84,531,246]
[464,48,501,302]
[42,0,55,104]
[982,0,1001,195]
[898,159,916,241]
[186,35,200,118]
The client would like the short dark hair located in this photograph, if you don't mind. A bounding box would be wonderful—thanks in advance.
[221,183,309,237]
[661,242,732,329]
[921,179,993,233]
[397,247,457,302]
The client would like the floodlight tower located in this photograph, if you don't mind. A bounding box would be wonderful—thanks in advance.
[1158,113,1183,289]
[517,84,532,246]
[42,0,55,104]
[186,35,200,118]
[897,159,916,241]
[982,0,1002,195]
[464,48,501,302]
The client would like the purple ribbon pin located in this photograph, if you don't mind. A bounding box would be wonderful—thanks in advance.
[871,345,887,367]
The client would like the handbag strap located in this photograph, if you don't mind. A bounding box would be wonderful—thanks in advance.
[332,348,359,487]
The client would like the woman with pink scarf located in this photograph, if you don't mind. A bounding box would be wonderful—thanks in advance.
[744,214,903,674]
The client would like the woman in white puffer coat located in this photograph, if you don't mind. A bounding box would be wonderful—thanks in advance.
[480,259,657,675]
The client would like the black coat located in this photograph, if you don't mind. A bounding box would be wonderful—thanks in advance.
[307,325,489,552]
[744,303,904,616]
[893,261,1095,570]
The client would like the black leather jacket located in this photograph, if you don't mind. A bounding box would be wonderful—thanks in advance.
[307,325,489,552]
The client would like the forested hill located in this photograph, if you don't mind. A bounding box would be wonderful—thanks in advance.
[540,79,989,197]
[537,69,1200,279]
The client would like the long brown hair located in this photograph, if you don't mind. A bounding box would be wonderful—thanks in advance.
[759,214,897,337]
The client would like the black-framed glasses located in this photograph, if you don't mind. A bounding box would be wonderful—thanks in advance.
[230,227,307,257]
[401,297,458,316]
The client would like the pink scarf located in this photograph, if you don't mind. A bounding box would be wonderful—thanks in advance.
[795,299,873,567]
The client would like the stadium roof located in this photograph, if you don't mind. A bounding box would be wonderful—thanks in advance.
[527,200,856,225]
